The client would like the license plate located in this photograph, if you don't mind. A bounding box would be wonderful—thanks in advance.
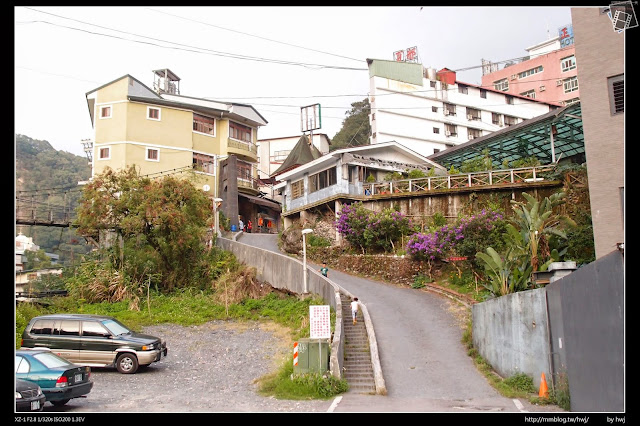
[75,373,83,382]
[31,400,40,411]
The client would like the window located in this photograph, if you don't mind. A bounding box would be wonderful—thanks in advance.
[520,89,536,99]
[229,121,252,143]
[565,97,580,106]
[82,322,110,338]
[480,89,487,99]
[518,65,544,79]
[146,148,159,161]
[291,179,303,199]
[147,107,161,121]
[193,153,215,174]
[99,147,110,160]
[237,161,253,182]
[59,320,80,336]
[272,150,291,162]
[100,105,112,119]
[433,127,440,134]
[504,115,517,126]
[563,76,579,93]
[193,114,216,136]
[467,128,482,140]
[561,56,576,72]
[458,85,468,94]
[432,106,438,113]
[309,167,337,193]
[444,103,456,116]
[433,148,440,154]
[430,81,436,88]
[505,95,514,105]
[466,108,481,121]
[445,124,457,137]
[31,319,54,335]
[492,112,502,126]
[608,74,624,114]
[494,79,509,91]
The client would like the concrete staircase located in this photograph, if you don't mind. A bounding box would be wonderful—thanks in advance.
[340,293,376,394]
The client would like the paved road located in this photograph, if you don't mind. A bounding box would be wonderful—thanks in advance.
[236,233,565,414]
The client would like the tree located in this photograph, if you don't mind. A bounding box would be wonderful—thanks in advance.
[330,99,371,151]
[74,165,213,291]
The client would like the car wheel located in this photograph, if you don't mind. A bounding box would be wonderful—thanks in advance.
[51,399,70,407]
[116,353,139,374]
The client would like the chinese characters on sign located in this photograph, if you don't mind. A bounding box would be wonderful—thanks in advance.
[393,47,419,63]
[558,24,574,48]
[309,305,331,339]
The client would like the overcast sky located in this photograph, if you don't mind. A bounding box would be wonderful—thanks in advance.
[15,6,574,157]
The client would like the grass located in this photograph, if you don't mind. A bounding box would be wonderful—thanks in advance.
[15,289,349,400]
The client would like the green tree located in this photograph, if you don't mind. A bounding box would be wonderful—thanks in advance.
[24,249,53,270]
[74,166,213,291]
[330,99,371,151]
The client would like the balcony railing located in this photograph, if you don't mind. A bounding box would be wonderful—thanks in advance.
[364,165,557,196]
[228,138,257,154]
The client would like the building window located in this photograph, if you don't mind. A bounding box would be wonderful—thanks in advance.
[480,89,487,99]
[433,148,440,154]
[492,112,501,126]
[430,81,436,88]
[193,114,216,136]
[504,115,517,126]
[505,95,514,105]
[237,160,254,182]
[291,179,303,199]
[466,108,481,121]
[561,55,576,72]
[99,147,110,159]
[146,148,159,162]
[467,128,482,140]
[147,107,161,121]
[433,127,440,134]
[563,76,579,93]
[520,89,536,99]
[432,106,438,113]
[565,97,580,106]
[99,105,112,119]
[494,78,509,91]
[608,74,624,115]
[309,167,337,193]
[193,153,215,174]
[518,65,544,79]
[229,121,252,143]
[271,150,290,162]
[458,85,468,94]
[444,103,456,116]
[445,124,457,137]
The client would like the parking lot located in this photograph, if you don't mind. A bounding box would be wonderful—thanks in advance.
[35,321,332,413]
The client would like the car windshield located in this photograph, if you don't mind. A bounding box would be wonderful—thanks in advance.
[33,352,71,369]
[102,319,131,335]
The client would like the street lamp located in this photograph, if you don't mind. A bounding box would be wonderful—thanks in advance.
[302,228,313,294]
[213,197,223,238]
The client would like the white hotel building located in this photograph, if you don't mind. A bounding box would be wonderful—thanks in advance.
[367,58,561,158]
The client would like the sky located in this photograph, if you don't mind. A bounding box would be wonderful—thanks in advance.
[15,6,574,158]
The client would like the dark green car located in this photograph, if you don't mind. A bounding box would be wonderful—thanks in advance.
[20,314,168,374]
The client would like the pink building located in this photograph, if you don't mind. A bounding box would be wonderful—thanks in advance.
[481,29,579,106]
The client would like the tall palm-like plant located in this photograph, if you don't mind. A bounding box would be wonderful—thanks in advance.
[509,192,575,271]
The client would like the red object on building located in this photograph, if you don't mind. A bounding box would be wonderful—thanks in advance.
[436,68,457,85]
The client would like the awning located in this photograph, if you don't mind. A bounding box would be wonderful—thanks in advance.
[239,194,281,211]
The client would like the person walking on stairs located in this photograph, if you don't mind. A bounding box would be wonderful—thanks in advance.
[351,297,359,325]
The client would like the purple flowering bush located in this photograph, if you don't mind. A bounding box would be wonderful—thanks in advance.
[406,208,506,266]
[335,202,413,254]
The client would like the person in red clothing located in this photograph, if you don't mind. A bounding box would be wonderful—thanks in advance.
[247,220,252,233]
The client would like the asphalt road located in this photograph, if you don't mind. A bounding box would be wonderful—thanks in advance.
[235,233,566,414]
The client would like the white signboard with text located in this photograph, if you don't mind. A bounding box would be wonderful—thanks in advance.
[309,305,331,339]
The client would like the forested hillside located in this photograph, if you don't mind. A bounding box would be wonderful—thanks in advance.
[15,134,93,265]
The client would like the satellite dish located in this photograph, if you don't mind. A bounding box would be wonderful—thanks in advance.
[203,185,210,192]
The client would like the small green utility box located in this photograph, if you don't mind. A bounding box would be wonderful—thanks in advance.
[293,338,329,374]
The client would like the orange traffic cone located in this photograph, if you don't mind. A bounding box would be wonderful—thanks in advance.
[539,372,549,398]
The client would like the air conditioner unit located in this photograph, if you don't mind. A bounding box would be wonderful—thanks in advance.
[540,86,546,92]
[556,80,563,86]
[467,114,473,120]
[510,74,517,80]
[444,110,450,116]
[445,130,451,136]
